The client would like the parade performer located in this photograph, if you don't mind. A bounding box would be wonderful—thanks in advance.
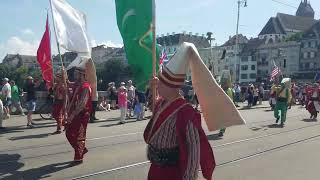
[144,43,245,180]
[306,83,320,119]
[274,78,292,127]
[52,73,66,134]
[65,65,92,164]
[269,83,280,110]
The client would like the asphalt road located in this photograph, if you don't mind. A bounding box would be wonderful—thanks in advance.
[0,102,318,180]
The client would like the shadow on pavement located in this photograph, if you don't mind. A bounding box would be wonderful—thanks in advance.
[0,154,24,178]
[207,133,223,141]
[9,132,51,141]
[1,160,75,180]
[239,106,269,111]
[264,109,274,112]
[266,124,283,128]
[0,129,24,135]
[302,118,318,122]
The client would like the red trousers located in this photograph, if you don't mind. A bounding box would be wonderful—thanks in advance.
[65,114,89,161]
[52,103,63,131]
[148,163,182,180]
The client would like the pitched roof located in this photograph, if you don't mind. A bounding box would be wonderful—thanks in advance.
[259,17,285,35]
[302,20,320,39]
[222,34,248,46]
[276,13,317,32]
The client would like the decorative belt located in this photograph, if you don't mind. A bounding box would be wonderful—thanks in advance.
[147,145,179,166]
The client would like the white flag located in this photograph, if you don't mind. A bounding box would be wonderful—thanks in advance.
[50,0,90,53]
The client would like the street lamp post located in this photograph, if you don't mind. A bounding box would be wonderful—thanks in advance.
[235,0,247,82]
[207,32,215,75]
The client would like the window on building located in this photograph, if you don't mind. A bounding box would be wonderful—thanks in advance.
[303,52,308,59]
[257,70,261,75]
[241,65,248,71]
[224,65,229,69]
[308,52,311,58]
[241,57,248,62]
[241,74,248,79]
[305,63,310,70]
[218,67,220,72]
[251,56,256,61]
[251,65,255,70]
[311,41,316,48]
[300,63,304,69]
[250,73,256,79]
[311,52,315,58]
[283,59,286,68]
[308,42,312,48]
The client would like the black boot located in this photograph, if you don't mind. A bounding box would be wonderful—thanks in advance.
[280,121,284,128]
[276,117,280,124]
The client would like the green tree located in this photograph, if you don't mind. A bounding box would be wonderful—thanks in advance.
[97,59,133,90]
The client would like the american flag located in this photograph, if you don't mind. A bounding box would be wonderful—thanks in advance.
[159,49,168,65]
[270,66,281,81]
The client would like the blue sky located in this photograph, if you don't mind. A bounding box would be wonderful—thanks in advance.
[0,0,319,60]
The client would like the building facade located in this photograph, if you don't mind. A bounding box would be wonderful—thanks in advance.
[2,54,39,70]
[157,32,210,59]
[91,45,125,66]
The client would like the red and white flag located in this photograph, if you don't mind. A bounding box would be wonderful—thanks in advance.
[37,14,53,89]
[159,49,168,65]
[270,61,281,81]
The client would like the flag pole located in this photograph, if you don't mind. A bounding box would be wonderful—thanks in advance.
[49,0,65,69]
[151,0,157,113]
[46,9,55,86]
[49,0,68,119]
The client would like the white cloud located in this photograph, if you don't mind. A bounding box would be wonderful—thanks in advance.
[0,36,39,61]
[21,28,35,36]
[90,40,123,48]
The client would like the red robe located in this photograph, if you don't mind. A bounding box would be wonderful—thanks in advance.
[52,84,65,131]
[144,98,215,180]
[66,82,92,161]
[307,88,320,116]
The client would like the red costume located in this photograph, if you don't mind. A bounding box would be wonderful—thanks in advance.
[52,84,65,132]
[66,81,92,162]
[306,86,320,118]
[144,98,215,180]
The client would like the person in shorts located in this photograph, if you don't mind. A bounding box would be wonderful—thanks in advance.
[24,76,37,128]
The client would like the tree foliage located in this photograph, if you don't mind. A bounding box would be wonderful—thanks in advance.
[0,64,41,87]
[284,32,303,42]
[96,59,133,90]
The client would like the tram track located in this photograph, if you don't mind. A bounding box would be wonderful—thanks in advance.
[0,117,318,165]
[0,113,304,153]
[70,133,320,179]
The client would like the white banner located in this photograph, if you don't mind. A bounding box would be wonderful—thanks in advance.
[50,0,90,53]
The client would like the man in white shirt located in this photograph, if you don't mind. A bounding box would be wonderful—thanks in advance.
[1,78,11,119]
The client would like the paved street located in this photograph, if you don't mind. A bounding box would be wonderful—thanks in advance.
[0,103,319,180]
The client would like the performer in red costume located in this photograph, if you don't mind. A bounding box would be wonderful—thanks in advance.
[144,42,245,180]
[52,73,66,134]
[307,83,320,119]
[65,66,92,164]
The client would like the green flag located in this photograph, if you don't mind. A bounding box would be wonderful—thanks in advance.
[115,0,159,91]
